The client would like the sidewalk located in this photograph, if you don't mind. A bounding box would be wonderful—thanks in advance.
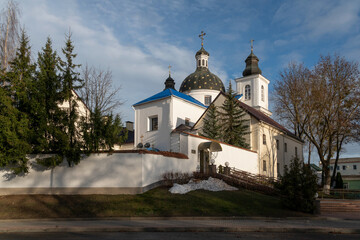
[1,217,360,234]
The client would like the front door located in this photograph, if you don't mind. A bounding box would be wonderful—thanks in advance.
[199,150,210,173]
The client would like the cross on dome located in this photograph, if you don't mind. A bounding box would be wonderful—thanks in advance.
[168,65,172,76]
[251,39,254,52]
[199,31,206,46]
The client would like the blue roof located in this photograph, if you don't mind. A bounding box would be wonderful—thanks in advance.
[235,94,243,100]
[133,88,206,108]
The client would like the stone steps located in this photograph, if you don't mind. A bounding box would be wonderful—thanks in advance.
[319,199,360,212]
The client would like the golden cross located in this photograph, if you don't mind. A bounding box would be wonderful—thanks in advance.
[250,39,254,51]
[168,65,172,76]
[199,31,206,46]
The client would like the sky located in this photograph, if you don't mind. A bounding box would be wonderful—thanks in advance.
[4,0,360,160]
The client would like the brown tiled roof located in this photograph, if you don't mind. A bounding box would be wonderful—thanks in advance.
[193,92,302,142]
[92,150,188,159]
[172,124,192,133]
[236,100,301,141]
[175,130,257,154]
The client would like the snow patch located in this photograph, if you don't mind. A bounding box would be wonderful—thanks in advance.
[169,177,238,194]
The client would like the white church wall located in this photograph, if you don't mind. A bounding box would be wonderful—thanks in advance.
[235,74,270,114]
[134,99,172,151]
[184,89,220,106]
[171,97,206,128]
[0,152,192,195]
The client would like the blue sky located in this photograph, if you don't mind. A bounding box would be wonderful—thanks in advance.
[6,0,360,159]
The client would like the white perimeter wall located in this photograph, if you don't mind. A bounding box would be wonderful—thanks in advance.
[0,153,196,194]
[178,133,258,174]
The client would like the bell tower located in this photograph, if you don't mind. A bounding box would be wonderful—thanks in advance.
[235,40,271,116]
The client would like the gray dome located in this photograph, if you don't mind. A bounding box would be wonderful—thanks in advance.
[179,67,225,92]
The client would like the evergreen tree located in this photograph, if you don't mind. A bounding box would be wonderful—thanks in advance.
[219,81,250,148]
[276,157,318,213]
[103,113,127,151]
[0,86,31,173]
[200,104,221,140]
[36,37,67,155]
[7,29,36,113]
[60,32,83,166]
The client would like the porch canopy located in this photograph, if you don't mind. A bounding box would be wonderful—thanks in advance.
[198,141,222,152]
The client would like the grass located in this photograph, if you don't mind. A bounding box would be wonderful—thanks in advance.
[0,187,311,219]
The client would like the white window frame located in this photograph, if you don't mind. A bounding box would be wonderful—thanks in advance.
[204,95,212,106]
[148,115,158,131]
[245,85,251,100]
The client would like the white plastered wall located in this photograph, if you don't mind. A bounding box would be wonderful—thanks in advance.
[171,97,206,128]
[178,134,258,174]
[0,153,196,194]
[235,74,270,115]
[134,98,171,151]
[183,89,221,106]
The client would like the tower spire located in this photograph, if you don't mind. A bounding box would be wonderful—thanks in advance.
[242,39,262,77]
[164,65,175,90]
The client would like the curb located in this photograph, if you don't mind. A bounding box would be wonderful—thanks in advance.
[1,226,360,234]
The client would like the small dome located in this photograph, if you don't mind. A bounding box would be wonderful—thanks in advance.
[243,50,262,77]
[179,67,225,92]
[164,75,175,90]
[196,46,209,56]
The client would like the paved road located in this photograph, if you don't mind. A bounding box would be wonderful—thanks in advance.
[1,232,359,240]
[0,217,360,234]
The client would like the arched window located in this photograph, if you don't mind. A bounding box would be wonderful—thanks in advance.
[198,60,201,67]
[245,85,251,100]
[202,59,205,66]
[206,60,208,67]
[261,85,264,102]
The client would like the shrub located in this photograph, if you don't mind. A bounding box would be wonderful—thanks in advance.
[276,157,318,213]
[162,172,191,186]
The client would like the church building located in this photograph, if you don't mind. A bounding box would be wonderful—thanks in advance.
[133,34,303,178]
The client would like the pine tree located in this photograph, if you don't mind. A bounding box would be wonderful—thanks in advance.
[7,29,36,112]
[60,32,83,166]
[36,37,67,155]
[200,104,221,140]
[0,86,31,173]
[219,81,250,148]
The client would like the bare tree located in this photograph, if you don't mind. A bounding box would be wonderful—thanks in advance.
[0,0,20,72]
[274,55,360,191]
[78,64,122,115]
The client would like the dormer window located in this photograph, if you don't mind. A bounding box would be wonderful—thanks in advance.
[245,85,251,100]
[204,95,212,106]
[261,85,264,102]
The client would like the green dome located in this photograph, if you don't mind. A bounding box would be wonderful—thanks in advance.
[179,67,225,92]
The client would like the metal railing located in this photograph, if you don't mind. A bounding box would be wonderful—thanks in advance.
[318,189,360,199]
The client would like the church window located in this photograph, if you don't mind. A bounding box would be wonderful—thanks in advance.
[276,139,279,150]
[263,134,266,145]
[342,165,346,170]
[245,85,251,100]
[202,59,205,66]
[277,163,280,176]
[354,165,357,170]
[149,116,158,131]
[206,60,208,67]
[284,143,287,152]
[263,160,267,172]
[185,118,190,126]
[261,85,264,102]
[295,147,298,157]
[205,95,212,106]
[337,166,340,170]
[198,60,201,66]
